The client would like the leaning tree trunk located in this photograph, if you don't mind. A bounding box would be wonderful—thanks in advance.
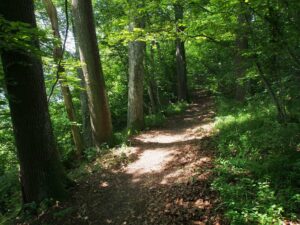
[174,3,189,102]
[72,0,112,148]
[43,0,84,157]
[0,0,67,203]
[127,17,146,130]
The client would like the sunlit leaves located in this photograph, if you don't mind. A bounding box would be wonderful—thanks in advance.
[0,17,51,56]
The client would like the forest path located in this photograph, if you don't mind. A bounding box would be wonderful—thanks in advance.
[39,95,222,225]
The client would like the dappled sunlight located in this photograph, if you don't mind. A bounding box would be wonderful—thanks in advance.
[160,156,213,185]
[135,132,199,144]
[135,120,215,144]
[99,181,109,188]
[123,99,216,187]
[126,148,176,175]
[38,96,223,225]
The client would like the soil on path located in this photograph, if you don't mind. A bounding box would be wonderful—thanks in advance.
[33,95,223,225]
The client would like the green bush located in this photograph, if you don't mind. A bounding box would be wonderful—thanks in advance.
[145,112,166,128]
[163,101,189,116]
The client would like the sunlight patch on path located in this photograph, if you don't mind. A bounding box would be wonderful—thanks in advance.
[136,133,193,144]
[126,148,176,176]
[135,121,215,144]
[124,119,216,184]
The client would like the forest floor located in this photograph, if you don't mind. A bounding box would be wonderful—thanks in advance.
[30,95,224,225]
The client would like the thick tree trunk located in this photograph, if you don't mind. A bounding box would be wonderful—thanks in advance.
[0,0,67,203]
[174,3,189,102]
[127,19,146,130]
[71,0,113,148]
[43,0,84,157]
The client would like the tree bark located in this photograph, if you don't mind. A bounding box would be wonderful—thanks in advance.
[71,0,113,148]
[127,17,146,130]
[174,3,189,102]
[43,0,84,157]
[0,0,67,203]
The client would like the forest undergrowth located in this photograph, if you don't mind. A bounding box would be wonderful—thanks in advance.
[212,97,300,225]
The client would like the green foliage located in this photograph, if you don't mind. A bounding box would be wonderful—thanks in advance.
[0,17,51,56]
[213,98,300,224]
[49,102,74,163]
[144,101,188,128]
[0,169,21,225]
[0,96,19,225]
[145,113,166,128]
[163,101,189,116]
[52,207,74,219]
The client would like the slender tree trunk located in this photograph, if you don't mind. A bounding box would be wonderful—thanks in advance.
[235,1,250,101]
[127,16,146,130]
[268,5,287,117]
[71,0,113,148]
[75,50,94,149]
[146,42,160,113]
[43,0,84,157]
[0,0,67,203]
[60,85,84,156]
[150,42,161,108]
[256,61,287,123]
[244,6,287,123]
[174,3,189,101]
[71,12,94,149]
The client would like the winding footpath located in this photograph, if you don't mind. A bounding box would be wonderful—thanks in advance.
[34,95,223,225]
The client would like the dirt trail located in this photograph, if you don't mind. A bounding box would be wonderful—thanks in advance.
[36,95,222,225]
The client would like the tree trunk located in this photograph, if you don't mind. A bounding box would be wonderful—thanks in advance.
[71,16,94,149]
[255,61,287,123]
[43,0,84,157]
[71,0,113,148]
[0,0,67,203]
[235,1,250,102]
[147,42,160,113]
[174,3,189,102]
[76,50,94,149]
[127,18,146,130]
